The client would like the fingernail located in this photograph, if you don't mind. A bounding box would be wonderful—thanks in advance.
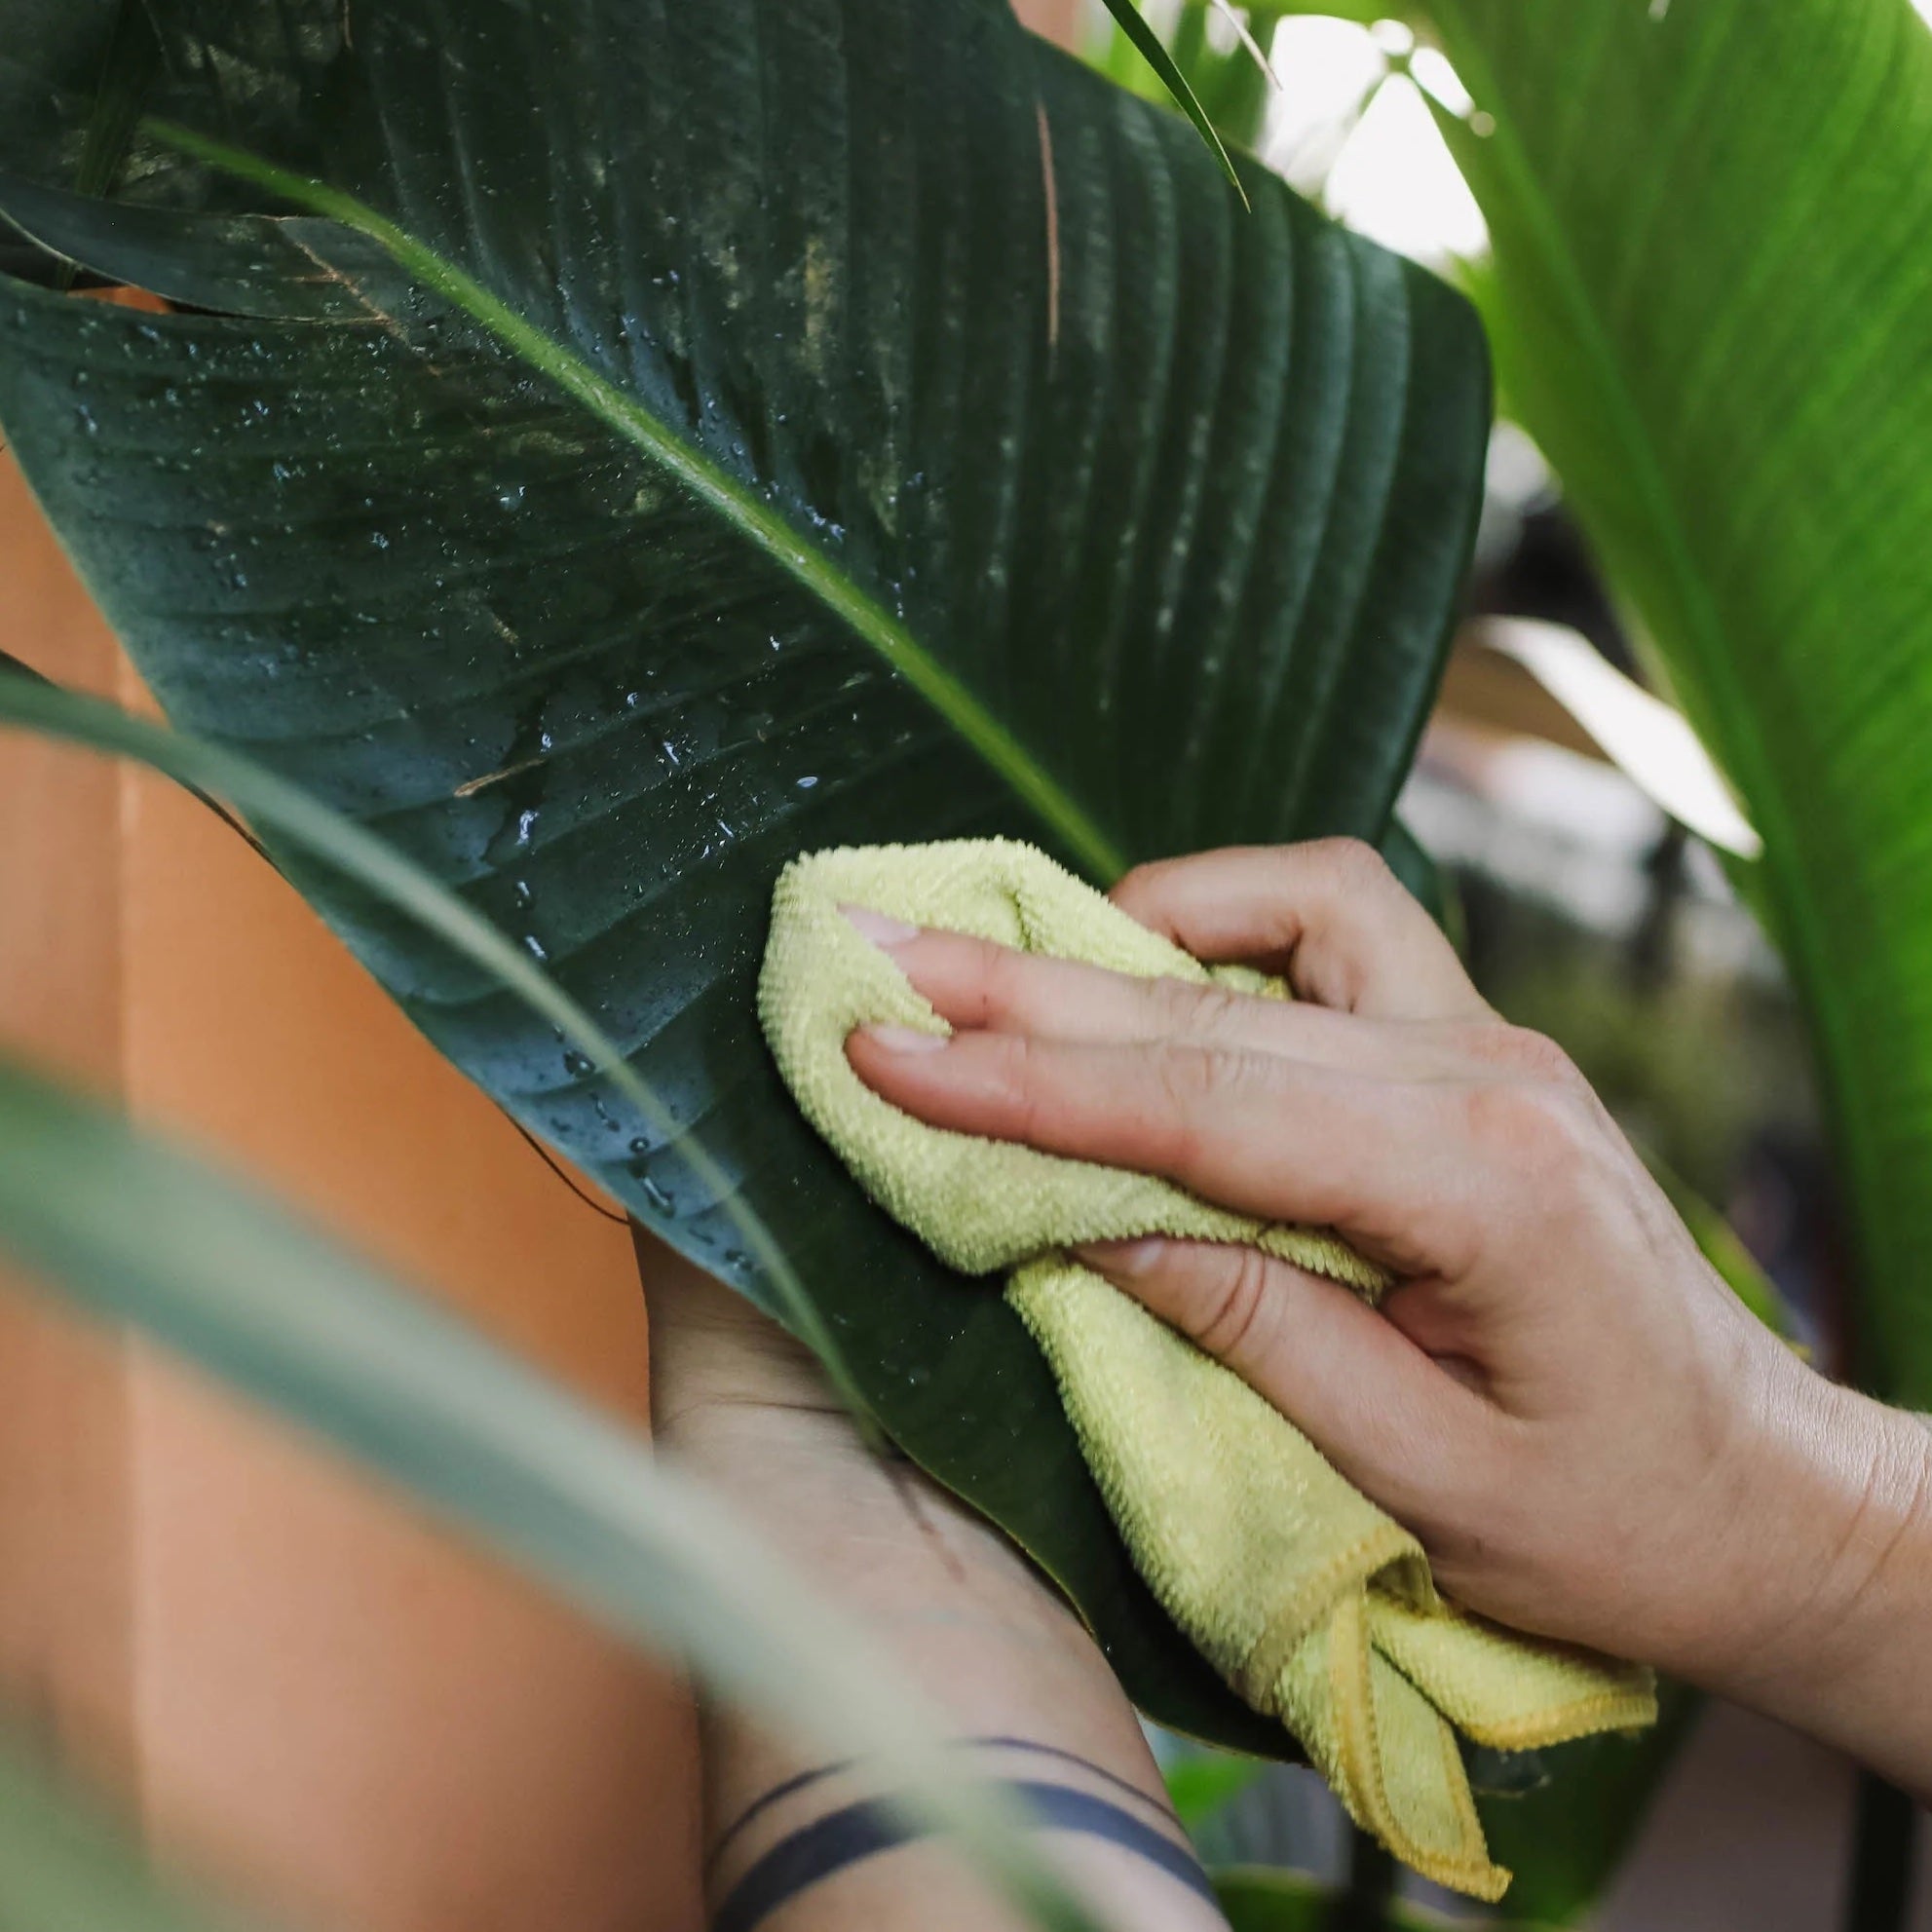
[1075,1236,1167,1277]
[857,1023,949,1054]
[841,903,921,949]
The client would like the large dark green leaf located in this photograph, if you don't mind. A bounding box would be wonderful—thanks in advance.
[0,0,1488,1750]
[1472,1685,1696,1929]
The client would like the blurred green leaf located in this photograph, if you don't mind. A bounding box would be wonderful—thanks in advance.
[1423,0,1932,1406]
[0,1727,266,1932]
[0,1045,1110,1932]
[1649,1155,1797,1344]
[1162,1750,1269,1833]
[1212,1865,1447,1930]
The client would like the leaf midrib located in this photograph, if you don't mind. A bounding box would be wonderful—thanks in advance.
[149,119,1129,885]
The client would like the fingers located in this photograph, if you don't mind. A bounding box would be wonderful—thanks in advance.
[846,1025,1474,1273]
[841,910,1468,1083]
[1109,839,1490,1022]
[1073,1236,1502,1523]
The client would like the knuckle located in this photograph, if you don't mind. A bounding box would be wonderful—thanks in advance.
[993,1031,1049,1139]
[1309,835,1394,895]
[1194,1247,1277,1364]
[1153,1041,1224,1113]
[1145,1042,1252,1170]
[1148,973,1242,1041]
[1477,1024,1584,1091]
[1149,1044,1216,1162]
[979,942,1038,1021]
[1110,858,1179,917]
[1463,1077,1598,1178]
[1147,1042,1284,1178]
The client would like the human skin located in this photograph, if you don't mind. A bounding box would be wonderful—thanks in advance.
[842,840,1932,1795]
[650,1259,1231,1931]
[658,837,1932,1930]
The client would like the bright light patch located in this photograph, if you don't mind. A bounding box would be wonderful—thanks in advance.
[1409,45,1473,119]
[1322,74,1489,266]
[1260,19,1488,266]
[1262,18,1387,194]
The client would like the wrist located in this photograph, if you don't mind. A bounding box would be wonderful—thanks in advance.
[1671,1350,1932,1713]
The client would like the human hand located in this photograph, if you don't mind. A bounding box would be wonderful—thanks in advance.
[843,839,1931,1713]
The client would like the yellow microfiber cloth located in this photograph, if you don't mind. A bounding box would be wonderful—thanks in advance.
[758,837,1656,1901]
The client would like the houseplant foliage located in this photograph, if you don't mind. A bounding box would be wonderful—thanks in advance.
[0,0,1489,1751]
[1421,9,1932,1911]
[1423,0,1932,1412]
[1071,1,1932,1917]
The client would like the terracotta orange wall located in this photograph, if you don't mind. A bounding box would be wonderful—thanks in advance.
[0,446,703,1929]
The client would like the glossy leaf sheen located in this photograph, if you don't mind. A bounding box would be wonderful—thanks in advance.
[0,667,863,1401]
[0,0,1488,1749]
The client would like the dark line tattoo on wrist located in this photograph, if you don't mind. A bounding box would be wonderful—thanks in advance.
[972,1736,1186,1823]
[708,1734,1178,1873]
[711,1777,1216,1932]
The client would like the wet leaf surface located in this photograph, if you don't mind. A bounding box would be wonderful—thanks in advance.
[0,0,1487,1749]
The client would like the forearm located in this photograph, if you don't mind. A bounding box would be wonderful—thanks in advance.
[648,1254,1228,1932]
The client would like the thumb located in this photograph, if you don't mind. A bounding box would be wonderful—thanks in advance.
[1074,1237,1497,1528]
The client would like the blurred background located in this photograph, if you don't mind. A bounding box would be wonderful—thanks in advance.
[0,2,1922,1929]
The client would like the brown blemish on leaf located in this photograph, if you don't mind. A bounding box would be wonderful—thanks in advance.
[1036,99,1061,359]
[453,753,546,799]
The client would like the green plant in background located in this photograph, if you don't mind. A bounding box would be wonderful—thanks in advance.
[1428,0,1932,1409]
[0,1724,276,1932]
[1099,0,1932,1923]
[1432,8,1932,1916]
